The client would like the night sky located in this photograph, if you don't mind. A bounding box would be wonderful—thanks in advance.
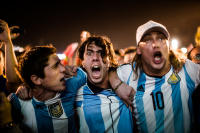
[1,0,200,53]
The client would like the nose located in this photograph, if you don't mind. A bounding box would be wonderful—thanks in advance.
[92,52,100,61]
[59,63,66,73]
[152,39,160,48]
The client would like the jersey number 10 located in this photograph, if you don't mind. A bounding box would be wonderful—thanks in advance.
[150,91,165,110]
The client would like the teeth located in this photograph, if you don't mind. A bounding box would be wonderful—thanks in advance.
[155,56,161,61]
[93,66,99,68]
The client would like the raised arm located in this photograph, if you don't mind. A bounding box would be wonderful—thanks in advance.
[109,70,135,106]
[0,20,19,83]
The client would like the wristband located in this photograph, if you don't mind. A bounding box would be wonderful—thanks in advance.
[114,81,123,91]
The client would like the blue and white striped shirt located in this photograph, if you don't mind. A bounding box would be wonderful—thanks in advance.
[117,59,200,133]
[9,68,87,133]
[75,82,134,133]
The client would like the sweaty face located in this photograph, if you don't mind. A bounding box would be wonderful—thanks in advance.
[82,43,110,87]
[189,47,200,64]
[41,54,66,92]
[137,31,170,76]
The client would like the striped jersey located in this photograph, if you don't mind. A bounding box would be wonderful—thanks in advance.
[75,81,134,133]
[117,59,200,133]
[9,68,87,133]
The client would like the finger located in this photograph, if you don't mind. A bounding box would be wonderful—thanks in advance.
[16,90,24,99]
[125,98,133,106]
[129,89,136,100]
[72,66,78,73]
[123,100,129,107]
[28,89,33,98]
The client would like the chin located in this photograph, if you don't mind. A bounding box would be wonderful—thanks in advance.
[91,78,102,84]
[152,62,165,69]
[58,86,65,91]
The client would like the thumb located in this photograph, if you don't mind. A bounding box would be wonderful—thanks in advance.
[29,89,33,98]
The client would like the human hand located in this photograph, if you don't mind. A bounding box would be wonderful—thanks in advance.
[16,84,32,100]
[115,83,135,107]
[65,65,78,78]
[0,19,11,43]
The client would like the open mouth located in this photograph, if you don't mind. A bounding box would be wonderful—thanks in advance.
[153,51,162,64]
[91,65,101,78]
[60,77,65,83]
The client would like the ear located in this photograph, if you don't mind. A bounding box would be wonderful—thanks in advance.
[30,75,42,86]
[136,47,142,55]
[81,60,86,69]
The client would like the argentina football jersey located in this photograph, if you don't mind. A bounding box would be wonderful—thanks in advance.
[75,80,134,133]
[9,68,87,133]
[117,60,200,133]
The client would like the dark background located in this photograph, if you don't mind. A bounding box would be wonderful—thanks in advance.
[1,0,200,53]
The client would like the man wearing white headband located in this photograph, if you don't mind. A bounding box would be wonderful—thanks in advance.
[110,20,200,133]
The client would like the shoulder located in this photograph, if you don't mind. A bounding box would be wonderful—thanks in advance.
[77,67,87,76]
[117,63,132,71]
[182,59,200,84]
[183,59,200,72]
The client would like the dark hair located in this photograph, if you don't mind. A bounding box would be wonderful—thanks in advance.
[78,36,118,68]
[124,46,136,54]
[187,46,200,60]
[18,45,56,88]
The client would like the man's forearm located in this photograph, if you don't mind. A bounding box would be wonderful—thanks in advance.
[5,39,19,83]
[109,70,123,91]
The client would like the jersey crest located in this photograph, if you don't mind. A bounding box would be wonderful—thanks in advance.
[48,100,63,118]
[167,72,181,84]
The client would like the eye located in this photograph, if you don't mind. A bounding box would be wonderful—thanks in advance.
[195,54,200,60]
[86,50,92,56]
[97,50,103,56]
[157,35,166,42]
[142,36,152,44]
[53,60,60,69]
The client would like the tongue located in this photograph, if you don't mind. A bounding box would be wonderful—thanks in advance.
[92,70,101,78]
[154,56,161,64]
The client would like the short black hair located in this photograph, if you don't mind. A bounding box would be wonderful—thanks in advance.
[18,45,56,88]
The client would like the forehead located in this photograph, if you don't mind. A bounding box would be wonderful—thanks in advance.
[86,43,102,50]
[47,54,59,64]
[191,47,200,54]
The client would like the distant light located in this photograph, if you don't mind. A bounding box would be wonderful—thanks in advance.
[14,46,24,52]
[181,47,187,54]
[57,53,66,60]
[171,39,178,50]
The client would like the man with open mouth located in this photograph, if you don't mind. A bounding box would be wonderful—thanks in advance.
[75,36,134,132]
[8,45,87,133]
[110,20,200,133]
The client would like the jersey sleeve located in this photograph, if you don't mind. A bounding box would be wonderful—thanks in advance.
[185,59,200,87]
[65,67,87,94]
[117,64,133,83]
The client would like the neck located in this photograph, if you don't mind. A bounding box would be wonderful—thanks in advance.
[32,86,57,102]
[88,79,111,94]
[142,62,171,77]
[95,76,110,89]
